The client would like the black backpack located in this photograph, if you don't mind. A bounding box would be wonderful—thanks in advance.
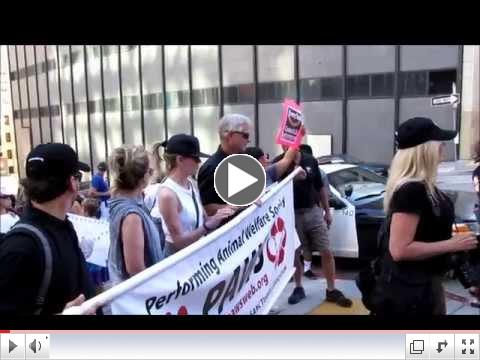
[355,213,391,312]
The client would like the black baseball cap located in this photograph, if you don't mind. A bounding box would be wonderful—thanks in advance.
[244,147,265,161]
[164,134,209,160]
[396,117,457,150]
[97,161,108,171]
[26,143,90,180]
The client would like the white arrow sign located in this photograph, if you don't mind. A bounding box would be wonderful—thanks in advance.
[431,93,460,107]
[227,163,258,197]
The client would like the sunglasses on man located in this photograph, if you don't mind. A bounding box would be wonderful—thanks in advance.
[231,131,250,140]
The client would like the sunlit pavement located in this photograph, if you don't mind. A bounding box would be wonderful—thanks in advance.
[271,268,480,315]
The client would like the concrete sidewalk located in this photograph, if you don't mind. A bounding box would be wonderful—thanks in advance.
[272,273,480,315]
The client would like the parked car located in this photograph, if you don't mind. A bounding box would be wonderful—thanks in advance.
[317,154,389,177]
[320,163,386,261]
[323,162,477,262]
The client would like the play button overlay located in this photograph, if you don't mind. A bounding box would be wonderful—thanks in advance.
[214,154,266,206]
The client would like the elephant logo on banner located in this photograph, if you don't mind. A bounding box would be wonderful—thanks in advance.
[266,217,287,267]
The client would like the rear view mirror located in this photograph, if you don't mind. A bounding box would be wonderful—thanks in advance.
[344,184,353,198]
[329,197,347,210]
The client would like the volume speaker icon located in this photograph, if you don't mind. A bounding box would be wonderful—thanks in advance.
[29,339,42,354]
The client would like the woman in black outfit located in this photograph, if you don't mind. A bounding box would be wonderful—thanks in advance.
[372,117,478,316]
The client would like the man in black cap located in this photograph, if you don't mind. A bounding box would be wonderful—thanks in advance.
[89,161,110,219]
[0,143,98,315]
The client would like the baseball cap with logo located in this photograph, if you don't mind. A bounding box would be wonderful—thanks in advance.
[395,117,457,150]
[26,143,90,180]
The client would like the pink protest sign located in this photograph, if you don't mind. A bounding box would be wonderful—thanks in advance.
[275,99,304,148]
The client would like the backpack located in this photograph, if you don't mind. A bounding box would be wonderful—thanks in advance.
[355,212,391,313]
[6,223,53,315]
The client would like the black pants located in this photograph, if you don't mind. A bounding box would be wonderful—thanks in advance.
[372,275,445,317]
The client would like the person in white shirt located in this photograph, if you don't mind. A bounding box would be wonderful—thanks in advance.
[151,134,234,255]
[0,193,19,235]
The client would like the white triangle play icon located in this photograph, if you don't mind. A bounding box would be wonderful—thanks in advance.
[228,163,258,198]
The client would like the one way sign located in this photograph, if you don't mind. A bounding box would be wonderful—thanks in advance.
[431,93,460,107]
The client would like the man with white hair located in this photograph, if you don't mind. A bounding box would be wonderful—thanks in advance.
[198,114,252,216]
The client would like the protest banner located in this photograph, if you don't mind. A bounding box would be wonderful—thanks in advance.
[275,99,304,148]
[65,168,300,315]
[68,213,110,267]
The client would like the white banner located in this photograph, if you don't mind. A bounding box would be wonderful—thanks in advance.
[113,177,296,315]
[68,213,110,267]
[65,170,299,315]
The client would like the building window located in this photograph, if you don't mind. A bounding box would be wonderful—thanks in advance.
[131,96,140,111]
[300,79,321,101]
[4,116,9,125]
[9,166,14,174]
[166,90,190,108]
[65,104,73,115]
[237,84,254,103]
[105,98,120,112]
[258,80,296,103]
[6,133,11,143]
[371,73,394,97]
[50,105,60,117]
[193,88,219,107]
[7,150,12,159]
[347,75,370,97]
[223,84,254,105]
[39,107,49,117]
[224,86,239,104]
[400,71,427,96]
[144,93,163,110]
[321,77,343,99]
[428,69,457,95]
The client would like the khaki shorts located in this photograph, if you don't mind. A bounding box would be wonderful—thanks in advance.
[294,206,329,260]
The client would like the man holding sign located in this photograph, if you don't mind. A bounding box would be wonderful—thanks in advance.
[273,100,352,307]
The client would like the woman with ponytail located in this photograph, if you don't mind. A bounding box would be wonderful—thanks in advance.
[145,134,234,255]
[107,145,167,284]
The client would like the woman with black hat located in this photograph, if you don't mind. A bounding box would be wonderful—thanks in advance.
[372,117,478,316]
[151,134,234,255]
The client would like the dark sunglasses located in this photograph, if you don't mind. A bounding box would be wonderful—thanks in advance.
[183,155,201,163]
[232,131,250,140]
[0,195,10,199]
[73,172,83,182]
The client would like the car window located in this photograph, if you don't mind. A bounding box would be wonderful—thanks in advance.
[327,167,386,194]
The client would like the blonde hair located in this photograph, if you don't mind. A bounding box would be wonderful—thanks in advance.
[384,141,441,212]
[150,142,178,183]
[109,145,150,192]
